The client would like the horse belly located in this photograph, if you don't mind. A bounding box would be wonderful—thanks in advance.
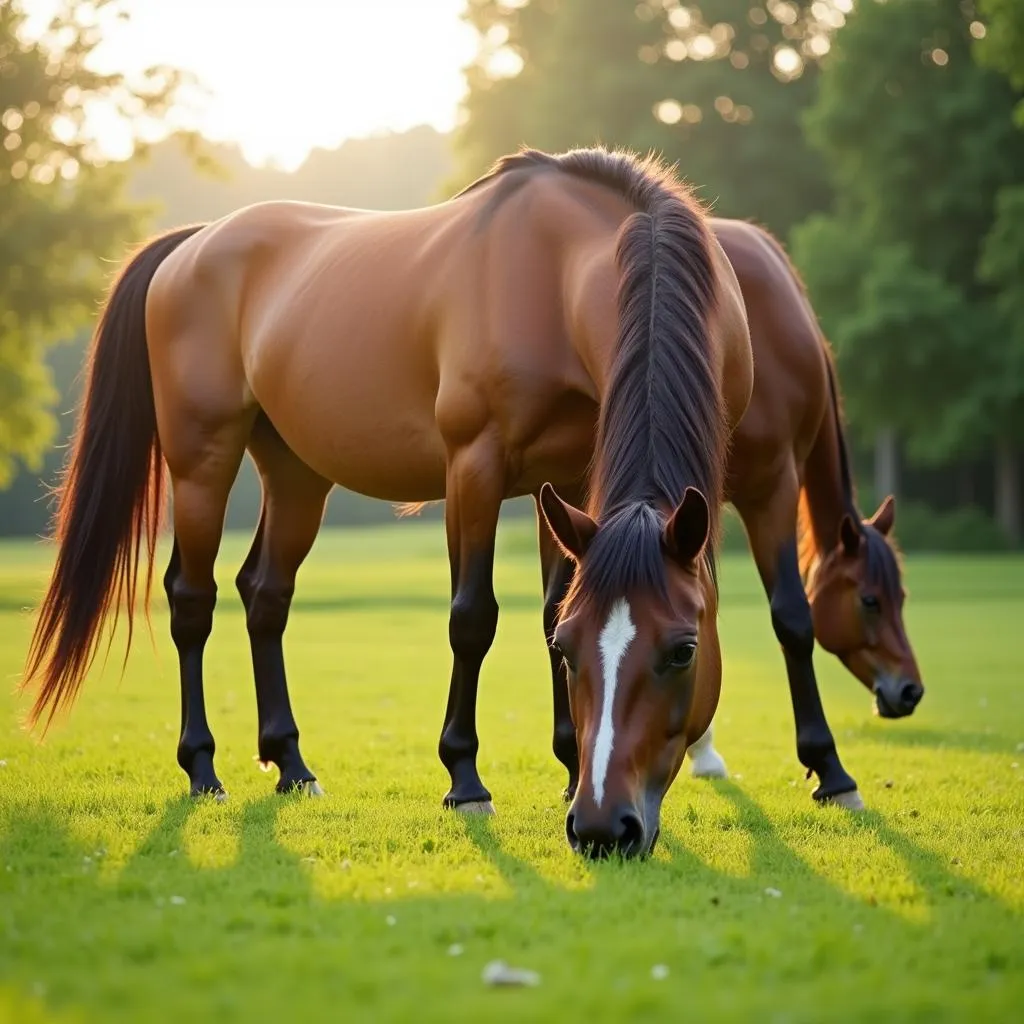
[251,361,448,503]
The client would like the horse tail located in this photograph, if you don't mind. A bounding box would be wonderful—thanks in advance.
[21,224,205,731]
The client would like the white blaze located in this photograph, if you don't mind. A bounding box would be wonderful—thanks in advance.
[591,598,636,807]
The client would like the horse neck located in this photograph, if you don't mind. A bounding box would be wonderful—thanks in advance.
[798,378,860,581]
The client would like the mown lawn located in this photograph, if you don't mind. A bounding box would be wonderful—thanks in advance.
[0,519,1022,1022]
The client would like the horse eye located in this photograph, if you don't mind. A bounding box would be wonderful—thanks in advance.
[861,595,881,614]
[666,643,697,671]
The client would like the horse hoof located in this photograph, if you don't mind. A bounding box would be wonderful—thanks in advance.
[690,749,729,779]
[822,789,865,811]
[454,800,496,816]
[299,780,325,797]
[191,787,227,802]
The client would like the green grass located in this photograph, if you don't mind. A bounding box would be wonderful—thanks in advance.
[1,521,1022,1023]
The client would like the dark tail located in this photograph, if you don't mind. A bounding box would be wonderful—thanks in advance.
[21,225,204,731]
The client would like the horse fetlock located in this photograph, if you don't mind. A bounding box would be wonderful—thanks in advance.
[256,729,307,782]
[805,748,858,801]
[796,729,838,773]
[179,745,223,797]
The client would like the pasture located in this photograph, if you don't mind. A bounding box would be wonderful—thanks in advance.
[0,518,1022,1022]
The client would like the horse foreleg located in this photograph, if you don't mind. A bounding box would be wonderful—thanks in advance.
[439,439,503,813]
[737,471,862,809]
[536,498,579,802]
[236,421,331,795]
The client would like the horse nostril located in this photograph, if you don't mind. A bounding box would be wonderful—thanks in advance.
[618,810,644,855]
[901,682,923,709]
[565,812,580,850]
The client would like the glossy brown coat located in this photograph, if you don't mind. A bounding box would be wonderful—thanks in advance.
[22,149,750,841]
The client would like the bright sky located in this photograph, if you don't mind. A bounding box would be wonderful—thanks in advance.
[23,0,479,170]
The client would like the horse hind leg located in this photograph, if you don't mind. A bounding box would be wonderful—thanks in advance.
[236,416,331,795]
[164,413,255,799]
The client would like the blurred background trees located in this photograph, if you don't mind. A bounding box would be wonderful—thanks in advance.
[1,0,1022,548]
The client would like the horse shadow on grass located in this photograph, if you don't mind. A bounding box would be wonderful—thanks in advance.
[845,721,1014,756]
[0,777,1021,1022]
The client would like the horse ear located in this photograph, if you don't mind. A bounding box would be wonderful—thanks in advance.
[840,513,862,556]
[869,495,896,536]
[538,483,597,562]
[663,487,710,567]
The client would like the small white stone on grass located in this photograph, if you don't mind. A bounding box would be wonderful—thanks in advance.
[0,760,7,767]
[765,887,783,898]
[169,895,186,906]
[448,944,464,957]
[385,915,397,926]
[651,964,669,981]
[482,960,540,987]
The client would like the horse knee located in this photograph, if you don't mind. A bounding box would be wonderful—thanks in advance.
[449,591,498,662]
[770,590,814,658]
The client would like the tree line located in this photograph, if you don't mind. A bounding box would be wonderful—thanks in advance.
[451,0,1024,546]
[1,0,1022,546]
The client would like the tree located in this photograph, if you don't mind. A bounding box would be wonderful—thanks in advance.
[792,0,1024,538]
[0,0,191,488]
[451,0,838,240]
[978,0,1024,117]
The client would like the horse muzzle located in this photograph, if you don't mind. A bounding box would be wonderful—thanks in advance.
[874,675,924,718]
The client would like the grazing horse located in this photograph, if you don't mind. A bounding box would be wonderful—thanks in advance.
[22,147,752,858]
[541,218,924,813]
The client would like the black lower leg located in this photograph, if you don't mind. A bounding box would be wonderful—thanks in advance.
[165,543,222,797]
[237,564,315,793]
[543,555,578,801]
[440,548,497,807]
[770,540,857,801]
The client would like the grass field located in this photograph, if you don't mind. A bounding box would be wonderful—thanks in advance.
[1,518,1022,1023]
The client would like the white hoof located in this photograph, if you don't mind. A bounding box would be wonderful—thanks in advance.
[300,780,325,797]
[454,800,496,815]
[823,789,865,811]
[690,747,729,779]
[688,725,729,779]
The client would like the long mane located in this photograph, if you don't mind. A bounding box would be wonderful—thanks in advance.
[471,148,724,612]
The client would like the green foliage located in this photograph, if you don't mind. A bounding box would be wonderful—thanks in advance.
[978,0,1024,121]
[793,0,1024,463]
[894,501,1013,552]
[979,185,1024,439]
[452,0,835,239]
[0,0,190,488]
[0,128,459,537]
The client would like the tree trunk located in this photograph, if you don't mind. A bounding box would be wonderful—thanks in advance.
[874,428,898,502]
[994,438,1021,546]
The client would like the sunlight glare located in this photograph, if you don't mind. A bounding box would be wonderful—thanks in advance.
[19,0,479,171]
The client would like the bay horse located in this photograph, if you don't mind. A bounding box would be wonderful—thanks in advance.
[540,217,924,813]
[21,147,752,859]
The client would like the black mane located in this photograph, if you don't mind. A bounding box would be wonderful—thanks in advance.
[464,148,724,610]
